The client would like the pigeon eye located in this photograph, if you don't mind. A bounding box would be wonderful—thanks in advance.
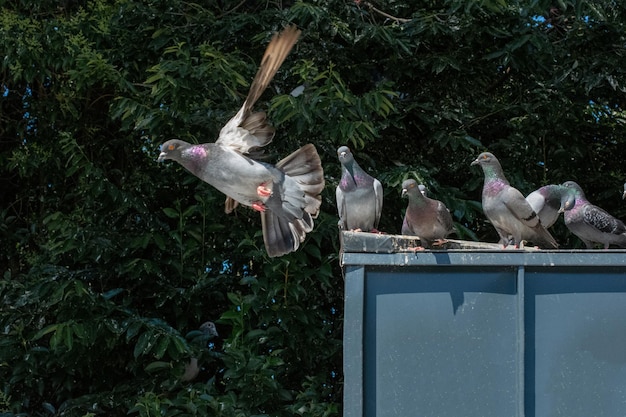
[168,144,176,151]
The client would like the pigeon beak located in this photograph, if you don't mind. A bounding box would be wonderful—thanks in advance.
[401,189,408,198]
[157,152,167,162]
[470,159,479,166]
[623,191,626,200]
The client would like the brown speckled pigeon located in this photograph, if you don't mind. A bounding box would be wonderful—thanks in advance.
[471,152,558,248]
[158,26,325,257]
[562,181,626,249]
[525,184,575,228]
[401,179,454,248]
[336,146,383,232]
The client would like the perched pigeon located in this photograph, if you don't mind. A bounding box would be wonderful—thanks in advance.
[562,181,626,249]
[336,146,383,232]
[471,152,558,248]
[182,321,220,382]
[158,26,325,258]
[401,179,454,248]
[525,184,576,228]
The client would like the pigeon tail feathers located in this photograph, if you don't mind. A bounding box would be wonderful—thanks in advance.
[261,144,324,257]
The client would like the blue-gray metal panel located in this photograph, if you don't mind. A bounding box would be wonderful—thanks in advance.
[344,265,366,417]
[343,251,626,417]
[364,266,520,417]
[525,268,626,417]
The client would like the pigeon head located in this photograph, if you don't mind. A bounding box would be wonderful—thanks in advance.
[401,179,422,199]
[199,321,219,338]
[558,186,577,213]
[562,181,586,200]
[158,139,189,163]
[471,152,498,167]
[337,146,354,165]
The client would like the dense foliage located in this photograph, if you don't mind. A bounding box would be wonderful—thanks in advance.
[1,0,625,415]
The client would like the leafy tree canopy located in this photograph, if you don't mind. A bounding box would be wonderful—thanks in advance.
[1,0,625,415]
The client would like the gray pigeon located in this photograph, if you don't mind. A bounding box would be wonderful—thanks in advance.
[562,181,626,249]
[401,179,454,248]
[471,152,558,248]
[525,184,576,228]
[182,321,219,382]
[158,26,325,258]
[336,146,383,232]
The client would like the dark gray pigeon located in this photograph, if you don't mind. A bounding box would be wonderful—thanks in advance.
[471,152,558,248]
[158,26,325,258]
[336,146,383,232]
[562,181,626,249]
[401,179,454,248]
[525,184,576,228]
[182,321,219,382]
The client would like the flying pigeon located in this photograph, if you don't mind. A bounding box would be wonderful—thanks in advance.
[336,146,383,232]
[525,184,576,228]
[158,26,325,258]
[401,179,454,248]
[562,181,626,249]
[471,152,558,248]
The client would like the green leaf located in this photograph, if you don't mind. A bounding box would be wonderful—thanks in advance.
[145,361,172,372]
[163,207,179,218]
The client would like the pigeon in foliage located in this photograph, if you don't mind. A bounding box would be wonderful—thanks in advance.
[158,26,325,257]
[562,181,626,249]
[336,146,383,232]
[182,321,220,382]
[401,179,454,248]
[525,184,576,228]
[471,152,558,248]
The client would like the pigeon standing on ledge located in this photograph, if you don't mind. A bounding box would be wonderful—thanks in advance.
[401,179,454,249]
[562,181,626,249]
[336,146,383,232]
[158,26,325,257]
[471,152,558,248]
[525,184,575,228]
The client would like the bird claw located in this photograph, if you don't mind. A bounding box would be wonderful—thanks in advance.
[407,246,426,252]
[257,183,272,198]
[252,201,266,212]
[431,239,448,247]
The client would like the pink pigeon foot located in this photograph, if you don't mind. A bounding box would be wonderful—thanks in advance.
[257,183,272,198]
[407,246,426,252]
[252,201,266,212]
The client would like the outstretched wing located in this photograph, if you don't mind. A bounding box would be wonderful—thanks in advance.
[217,25,301,157]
